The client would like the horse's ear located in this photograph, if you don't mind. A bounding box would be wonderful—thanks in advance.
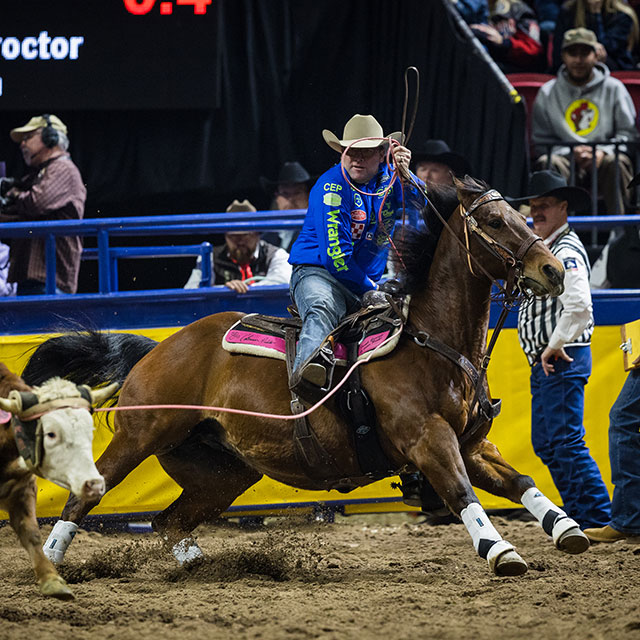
[454,176,477,210]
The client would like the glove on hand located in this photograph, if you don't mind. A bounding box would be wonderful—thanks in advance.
[361,289,389,308]
[378,279,403,296]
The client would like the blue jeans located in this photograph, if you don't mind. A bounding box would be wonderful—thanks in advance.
[290,265,361,370]
[609,368,640,534]
[530,345,611,529]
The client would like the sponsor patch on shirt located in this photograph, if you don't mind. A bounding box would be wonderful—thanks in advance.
[354,193,364,208]
[323,192,342,206]
[351,222,365,240]
[563,257,579,271]
[351,209,366,222]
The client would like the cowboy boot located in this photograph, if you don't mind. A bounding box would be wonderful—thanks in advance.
[289,344,336,405]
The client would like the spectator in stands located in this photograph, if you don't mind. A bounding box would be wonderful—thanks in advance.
[0,241,15,296]
[260,161,311,251]
[532,27,637,214]
[515,169,612,530]
[0,115,86,295]
[411,140,472,185]
[471,0,547,72]
[184,199,291,293]
[534,0,563,36]
[590,173,640,288]
[449,0,489,24]
[552,0,639,71]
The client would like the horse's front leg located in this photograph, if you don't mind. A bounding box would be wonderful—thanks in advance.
[7,475,74,600]
[408,417,528,576]
[463,436,590,555]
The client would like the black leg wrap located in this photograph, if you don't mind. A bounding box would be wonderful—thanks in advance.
[542,510,563,536]
[477,538,498,560]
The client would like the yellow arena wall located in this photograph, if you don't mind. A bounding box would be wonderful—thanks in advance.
[0,325,626,520]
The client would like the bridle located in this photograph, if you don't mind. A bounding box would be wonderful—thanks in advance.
[460,188,543,303]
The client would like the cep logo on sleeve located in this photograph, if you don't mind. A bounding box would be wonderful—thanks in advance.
[563,257,579,271]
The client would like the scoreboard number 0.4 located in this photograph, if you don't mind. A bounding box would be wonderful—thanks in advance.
[123,0,212,15]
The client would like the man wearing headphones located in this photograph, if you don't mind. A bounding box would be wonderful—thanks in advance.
[0,114,86,295]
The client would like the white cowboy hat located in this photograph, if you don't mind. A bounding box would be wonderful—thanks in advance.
[322,114,403,153]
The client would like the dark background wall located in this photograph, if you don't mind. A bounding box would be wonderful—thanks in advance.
[0,0,528,290]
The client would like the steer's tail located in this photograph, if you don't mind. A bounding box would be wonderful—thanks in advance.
[22,330,158,389]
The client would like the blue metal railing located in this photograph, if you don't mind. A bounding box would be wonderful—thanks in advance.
[0,209,639,296]
[0,209,306,294]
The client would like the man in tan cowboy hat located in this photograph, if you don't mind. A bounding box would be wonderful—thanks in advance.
[287,113,426,401]
[0,114,86,295]
[184,199,292,293]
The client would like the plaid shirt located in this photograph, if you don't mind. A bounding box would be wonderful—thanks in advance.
[0,154,86,293]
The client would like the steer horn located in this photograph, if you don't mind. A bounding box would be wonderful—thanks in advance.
[0,390,24,414]
[86,382,121,406]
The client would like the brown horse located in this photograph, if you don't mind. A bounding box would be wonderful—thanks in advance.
[25,176,589,576]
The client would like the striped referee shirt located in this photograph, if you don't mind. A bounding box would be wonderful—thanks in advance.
[517,223,593,365]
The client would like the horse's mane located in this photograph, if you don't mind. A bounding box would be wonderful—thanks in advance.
[392,176,489,293]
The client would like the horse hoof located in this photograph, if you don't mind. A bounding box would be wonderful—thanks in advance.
[493,550,528,576]
[552,517,590,555]
[556,526,590,555]
[40,576,74,601]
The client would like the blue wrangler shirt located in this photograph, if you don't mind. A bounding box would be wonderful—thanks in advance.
[288,162,425,295]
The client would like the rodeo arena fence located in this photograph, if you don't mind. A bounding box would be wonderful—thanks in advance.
[0,210,639,532]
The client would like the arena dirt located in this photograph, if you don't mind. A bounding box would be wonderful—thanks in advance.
[1,513,639,640]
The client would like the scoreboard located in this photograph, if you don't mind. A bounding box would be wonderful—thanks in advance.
[0,0,219,110]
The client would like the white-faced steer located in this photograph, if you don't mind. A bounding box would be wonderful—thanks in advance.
[0,363,118,600]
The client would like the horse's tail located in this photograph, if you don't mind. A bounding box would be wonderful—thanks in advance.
[21,330,158,389]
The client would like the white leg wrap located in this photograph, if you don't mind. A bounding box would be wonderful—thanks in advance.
[172,537,204,566]
[42,520,78,565]
[461,503,502,557]
[521,487,588,553]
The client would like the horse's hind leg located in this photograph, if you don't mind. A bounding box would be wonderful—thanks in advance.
[411,418,528,576]
[154,438,262,565]
[463,437,589,554]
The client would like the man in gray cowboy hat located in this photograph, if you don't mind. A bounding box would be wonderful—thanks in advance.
[516,169,611,529]
[287,113,425,399]
[411,139,472,185]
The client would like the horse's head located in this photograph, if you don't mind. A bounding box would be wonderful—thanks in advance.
[454,176,564,298]
[0,378,119,500]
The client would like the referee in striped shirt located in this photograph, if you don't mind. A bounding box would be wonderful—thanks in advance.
[516,170,611,530]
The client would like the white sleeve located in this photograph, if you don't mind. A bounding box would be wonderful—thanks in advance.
[252,248,292,287]
[184,255,204,289]
[548,247,593,350]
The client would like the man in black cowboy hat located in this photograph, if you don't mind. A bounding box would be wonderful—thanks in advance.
[516,170,611,529]
[260,161,312,212]
[411,139,472,185]
[260,161,312,251]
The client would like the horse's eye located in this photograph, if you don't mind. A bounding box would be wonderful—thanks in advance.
[488,219,503,229]
[45,432,57,441]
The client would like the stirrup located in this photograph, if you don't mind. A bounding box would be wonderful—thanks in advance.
[289,345,336,404]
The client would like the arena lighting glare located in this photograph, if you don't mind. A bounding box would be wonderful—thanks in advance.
[0,0,217,109]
